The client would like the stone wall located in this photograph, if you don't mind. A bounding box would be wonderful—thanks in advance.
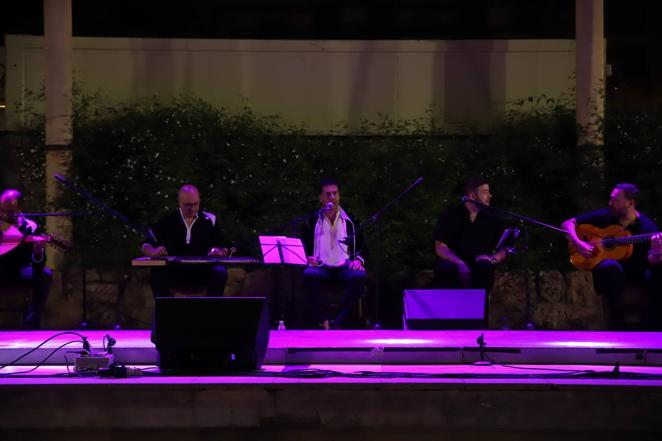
[1,266,606,330]
[390,269,605,330]
[491,270,605,330]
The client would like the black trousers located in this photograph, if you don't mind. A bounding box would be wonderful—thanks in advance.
[650,265,662,330]
[432,259,495,292]
[592,259,662,330]
[303,265,366,328]
[0,264,52,328]
[149,265,228,297]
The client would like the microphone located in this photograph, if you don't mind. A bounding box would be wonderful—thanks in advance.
[320,202,334,213]
[104,334,117,354]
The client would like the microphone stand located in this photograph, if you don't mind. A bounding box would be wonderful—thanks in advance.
[22,211,91,217]
[346,177,424,329]
[17,210,90,326]
[270,203,359,329]
[461,197,567,329]
[54,173,156,329]
[262,205,333,329]
[54,174,156,241]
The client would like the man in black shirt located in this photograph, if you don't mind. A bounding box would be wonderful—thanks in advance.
[142,185,229,297]
[562,183,662,329]
[0,189,52,329]
[433,177,508,291]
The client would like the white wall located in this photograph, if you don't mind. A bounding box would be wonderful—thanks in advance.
[3,35,576,133]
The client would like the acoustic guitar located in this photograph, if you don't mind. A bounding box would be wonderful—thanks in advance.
[569,223,657,270]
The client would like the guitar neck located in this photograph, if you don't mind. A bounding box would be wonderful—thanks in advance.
[605,232,656,246]
[24,234,71,250]
[45,235,71,250]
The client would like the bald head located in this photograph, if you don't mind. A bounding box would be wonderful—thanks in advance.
[179,184,199,197]
[0,189,23,224]
[1,189,22,204]
[178,184,201,219]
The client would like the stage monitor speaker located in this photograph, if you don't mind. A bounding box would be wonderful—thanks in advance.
[153,296,270,372]
[403,289,486,330]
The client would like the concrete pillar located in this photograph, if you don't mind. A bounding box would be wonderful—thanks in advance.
[44,0,73,267]
[575,0,605,146]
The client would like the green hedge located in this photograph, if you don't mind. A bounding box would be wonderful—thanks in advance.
[8,94,662,273]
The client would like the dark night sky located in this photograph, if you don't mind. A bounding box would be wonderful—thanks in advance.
[2,0,662,106]
[3,0,577,40]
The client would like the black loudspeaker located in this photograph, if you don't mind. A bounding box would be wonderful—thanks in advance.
[403,289,487,330]
[153,296,270,372]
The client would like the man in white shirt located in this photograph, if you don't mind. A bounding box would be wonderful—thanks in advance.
[299,179,366,329]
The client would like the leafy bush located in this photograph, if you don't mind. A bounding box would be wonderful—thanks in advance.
[7,92,662,274]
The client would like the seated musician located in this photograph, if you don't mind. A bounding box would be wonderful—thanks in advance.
[433,176,509,291]
[299,178,366,330]
[141,184,229,297]
[0,189,52,329]
[562,183,662,329]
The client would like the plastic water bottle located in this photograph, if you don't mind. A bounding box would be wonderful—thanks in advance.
[277,320,286,331]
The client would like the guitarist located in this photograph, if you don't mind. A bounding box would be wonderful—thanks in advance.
[0,189,52,329]
[562,183,662,329]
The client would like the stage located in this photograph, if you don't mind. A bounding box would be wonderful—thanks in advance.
[2,329,662,365]
[1,330,661,440]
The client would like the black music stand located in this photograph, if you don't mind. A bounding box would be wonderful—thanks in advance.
[259,236,307,327]
[259,236,307,265]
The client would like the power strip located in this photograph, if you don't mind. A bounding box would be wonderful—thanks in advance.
[74,353,114,373]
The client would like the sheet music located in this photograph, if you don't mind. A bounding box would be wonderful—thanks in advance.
[259,235,307,265]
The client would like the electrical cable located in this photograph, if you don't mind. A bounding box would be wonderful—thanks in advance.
[0,331,89,370]
[0,340,84,376]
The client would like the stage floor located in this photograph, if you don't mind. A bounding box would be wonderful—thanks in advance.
[2,330,661,438]
[1,329,662,366]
